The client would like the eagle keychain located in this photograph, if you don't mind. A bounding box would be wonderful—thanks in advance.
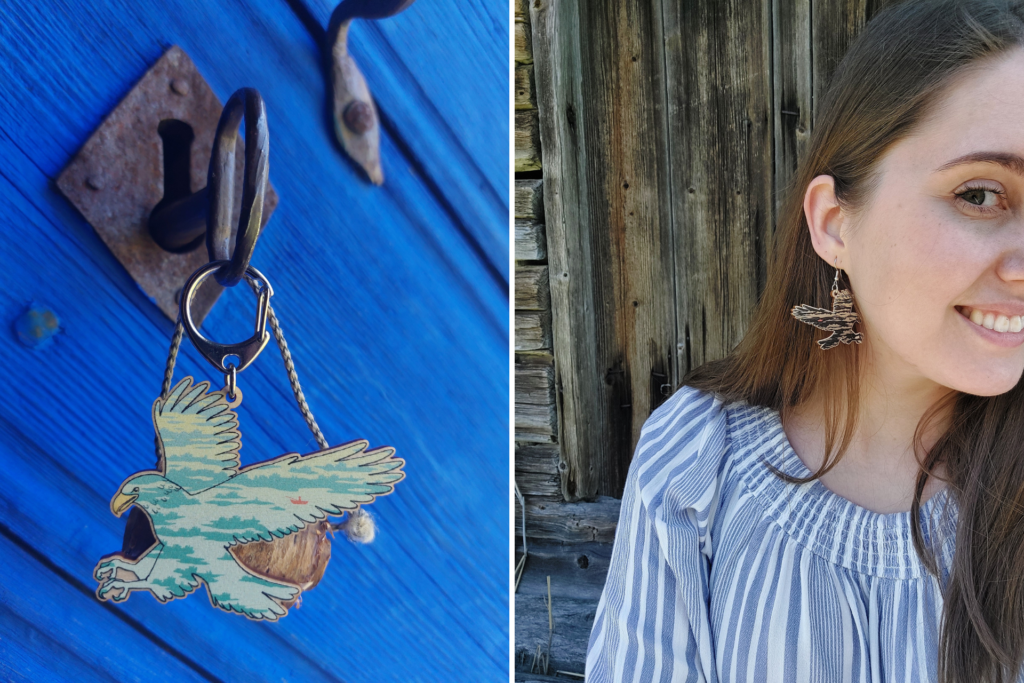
[93,260,405,621]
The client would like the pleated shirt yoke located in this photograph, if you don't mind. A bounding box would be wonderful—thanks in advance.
[584,385,958,683]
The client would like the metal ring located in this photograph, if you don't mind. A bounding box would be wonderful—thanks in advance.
[179,260,274,373]
[223,385,243,409]
[207,88,269,288]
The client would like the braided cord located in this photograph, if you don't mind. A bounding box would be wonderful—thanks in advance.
[155,318,185,462]
[243,278,329,450]
[161,319,185,399]
[264,302,329,450]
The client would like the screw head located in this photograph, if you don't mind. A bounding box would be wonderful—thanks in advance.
[171,78,190,96]
[342,100,375,134]
[85,175,103,191]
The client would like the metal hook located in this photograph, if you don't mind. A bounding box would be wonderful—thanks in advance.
[148,87,270,288]
[179,260,273,374]
[324,0,417,185]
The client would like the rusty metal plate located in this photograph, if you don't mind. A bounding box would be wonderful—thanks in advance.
[56,45,279,324]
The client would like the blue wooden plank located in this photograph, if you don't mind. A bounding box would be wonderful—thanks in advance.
[0,0,508,680]
[294,0,510,281]
[0,612,107,683]
[0,531,207,683]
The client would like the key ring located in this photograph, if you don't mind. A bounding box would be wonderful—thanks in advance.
[179,260,273,373]
[207,88,269,288]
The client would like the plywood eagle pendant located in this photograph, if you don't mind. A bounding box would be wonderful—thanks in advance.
[790,288,864,350]
[94,376,404,620]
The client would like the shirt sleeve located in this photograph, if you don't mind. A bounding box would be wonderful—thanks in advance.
[584,386,727,683]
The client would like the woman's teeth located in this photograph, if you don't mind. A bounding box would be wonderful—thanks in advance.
[962,306,1023,333]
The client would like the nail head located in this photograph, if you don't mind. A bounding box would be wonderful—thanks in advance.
[14,305,61,348]
[343,100,375,134]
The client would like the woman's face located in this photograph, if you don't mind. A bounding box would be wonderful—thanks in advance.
[815,48,1024,398]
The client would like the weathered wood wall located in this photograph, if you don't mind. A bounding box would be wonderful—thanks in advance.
[0,1,508,680]
[529,0,901,502]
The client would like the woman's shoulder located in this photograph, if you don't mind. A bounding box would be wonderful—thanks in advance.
[628,384,742,514]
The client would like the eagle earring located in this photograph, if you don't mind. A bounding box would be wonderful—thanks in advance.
[791,256,864,350]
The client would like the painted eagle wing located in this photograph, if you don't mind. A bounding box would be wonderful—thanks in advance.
[199,439,404,545]
[791,304,843,331]
[155,377,241,494]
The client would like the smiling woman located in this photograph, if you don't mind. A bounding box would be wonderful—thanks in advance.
[584,1,1024,682]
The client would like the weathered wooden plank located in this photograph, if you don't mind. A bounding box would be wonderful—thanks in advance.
[531,0,674,500]
[516,469,562,502]
[515,406,557,441]
[516,441,562,473]
[516,311,552,351]
[515,109,542,172]
[515,354,557,441]
[515,219,546,261]
[515,0,529,22]
[516,354,555,406]
[515,674,581,683]
[515,178,544,220]
[515,442,562,501]
[530,0,591,499]
[514,542,611,677]
[515,18,533,65]
[772,0,812,227]
[515,497,620,544]
[662,0,773,380]
[515,63,536,110]
[515,265,551,311]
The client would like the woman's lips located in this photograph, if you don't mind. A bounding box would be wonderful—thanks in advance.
[957,305,1024,347]
[958,305,1023,332]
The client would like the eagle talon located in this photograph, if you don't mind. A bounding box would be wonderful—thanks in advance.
[98,579,127,601]
[95,559,122,581]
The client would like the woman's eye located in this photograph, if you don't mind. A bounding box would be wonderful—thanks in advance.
[954,185,1005,213]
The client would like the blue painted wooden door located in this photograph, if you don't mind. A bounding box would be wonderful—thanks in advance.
[0,1,509,680]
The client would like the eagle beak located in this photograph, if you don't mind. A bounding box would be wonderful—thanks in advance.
[111,492,138,517]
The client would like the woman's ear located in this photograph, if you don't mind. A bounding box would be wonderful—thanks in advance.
[804,174,849,267]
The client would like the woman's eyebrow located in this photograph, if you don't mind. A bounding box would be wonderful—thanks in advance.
[934,151,1024,177]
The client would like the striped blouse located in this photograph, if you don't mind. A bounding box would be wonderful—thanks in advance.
[584,384,958,683]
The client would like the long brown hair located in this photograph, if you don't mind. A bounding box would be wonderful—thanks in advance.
[681,1,1024,680]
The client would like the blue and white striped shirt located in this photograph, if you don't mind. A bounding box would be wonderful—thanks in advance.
[585,385,958,682]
